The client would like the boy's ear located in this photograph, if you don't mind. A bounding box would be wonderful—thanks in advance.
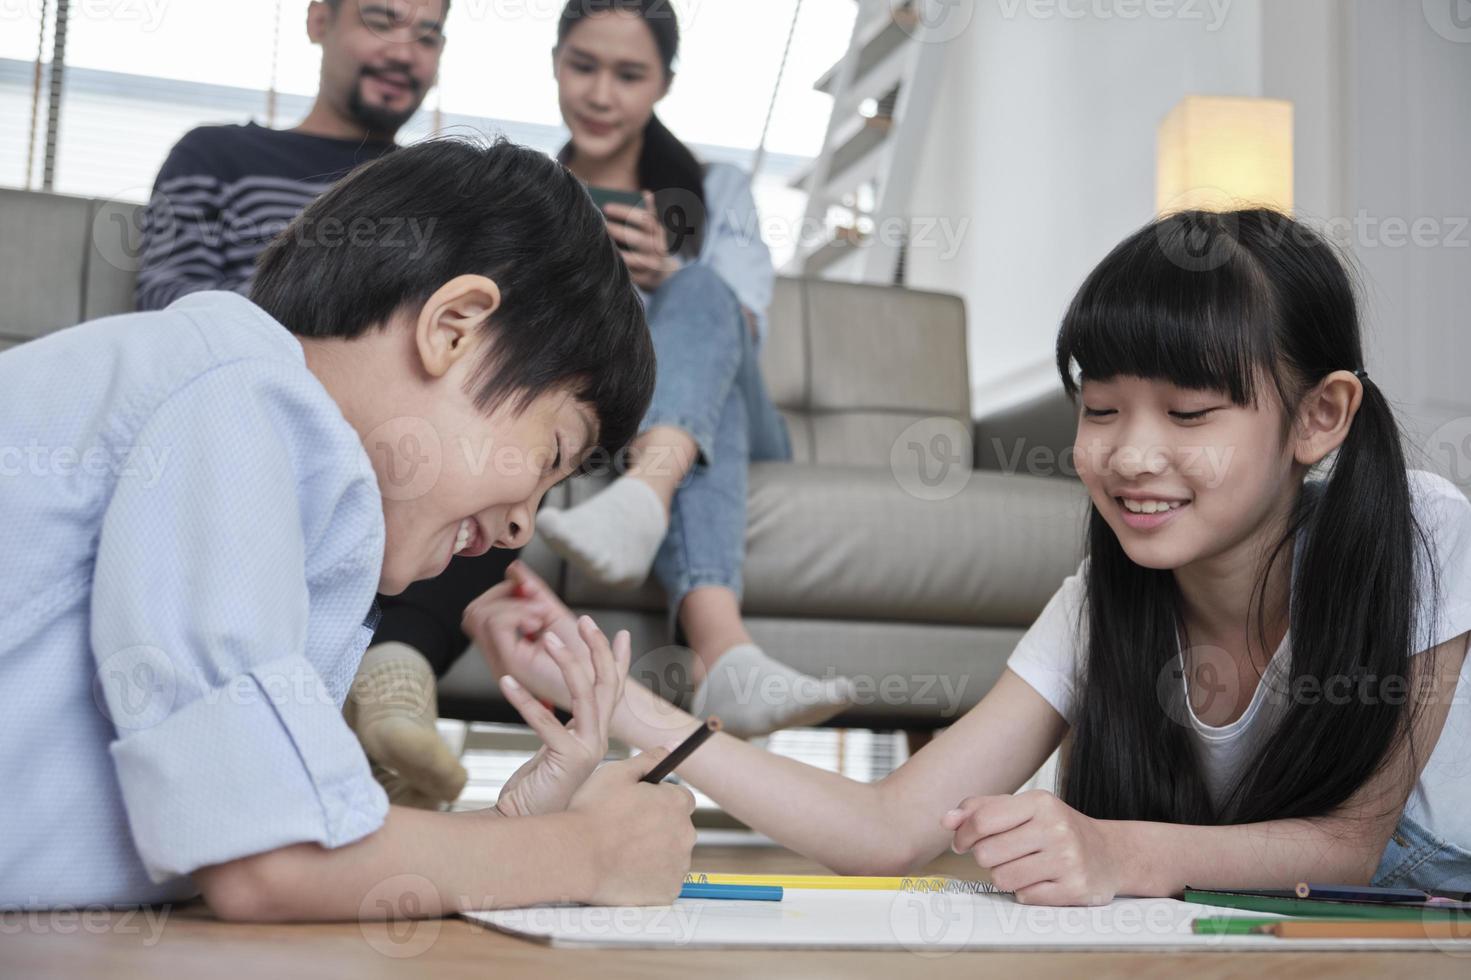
[414,274,503,380]
[1293,370,1364,466]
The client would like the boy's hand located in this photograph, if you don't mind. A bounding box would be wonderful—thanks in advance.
[941,790,1123,906]
[568,746,698,907]
[463,561,591,705]
[495,618,630,818]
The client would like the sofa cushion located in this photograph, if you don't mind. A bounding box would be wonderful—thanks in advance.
[84,198,143,321]
[804,279,969,418]
[0,188,92,344]
[762,278,971,468]
[561,464,1087,628]
[761,279,807,410]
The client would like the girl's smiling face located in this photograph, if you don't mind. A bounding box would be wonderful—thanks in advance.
[1073,375,1301,572]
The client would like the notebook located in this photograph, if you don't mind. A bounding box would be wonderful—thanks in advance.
[461,888,1471,952]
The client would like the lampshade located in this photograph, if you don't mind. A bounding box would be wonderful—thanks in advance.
[1156,96,1294,214]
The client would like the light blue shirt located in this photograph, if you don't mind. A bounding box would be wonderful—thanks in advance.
[640,163,776,346]
[0,291,389,908]
[699,164,775,346]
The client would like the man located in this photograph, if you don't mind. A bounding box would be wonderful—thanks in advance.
[137,0,446,308]
[136,0,499,811]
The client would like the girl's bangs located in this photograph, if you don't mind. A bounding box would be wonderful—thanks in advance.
[1055,215,1277,406]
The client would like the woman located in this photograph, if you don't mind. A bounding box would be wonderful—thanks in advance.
[536,0,853,737]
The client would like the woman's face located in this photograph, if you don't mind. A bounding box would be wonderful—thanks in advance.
[554,11,669,163]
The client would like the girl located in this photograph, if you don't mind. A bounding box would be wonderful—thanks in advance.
[534,0,854,737]
[468,208,1471,903]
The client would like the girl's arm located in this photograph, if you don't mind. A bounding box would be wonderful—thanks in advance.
[945,632,1470,904]
[613,668,1067,875]
[464,562,1067,875]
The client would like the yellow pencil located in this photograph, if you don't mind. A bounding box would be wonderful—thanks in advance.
[684,873,1004,894]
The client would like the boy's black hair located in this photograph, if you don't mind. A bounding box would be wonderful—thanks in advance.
[251,135,655,460]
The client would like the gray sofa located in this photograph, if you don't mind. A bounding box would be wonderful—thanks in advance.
[1,186,1087,730]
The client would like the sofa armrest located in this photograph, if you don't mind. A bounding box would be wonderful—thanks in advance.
[973,386,1078,479]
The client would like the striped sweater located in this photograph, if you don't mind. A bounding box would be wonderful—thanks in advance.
[135,123,396,311]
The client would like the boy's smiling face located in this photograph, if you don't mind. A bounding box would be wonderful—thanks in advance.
[302,274,599,595]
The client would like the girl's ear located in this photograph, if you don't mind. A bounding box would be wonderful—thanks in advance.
[1293,370,1365,466]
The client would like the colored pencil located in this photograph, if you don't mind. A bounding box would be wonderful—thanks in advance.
[682,873,1004,894]
[641,717,721,784]
[677,883,784,902]
[1194,915,1471,939]
[1294,882,1431,903]
[1265,919,1471,940]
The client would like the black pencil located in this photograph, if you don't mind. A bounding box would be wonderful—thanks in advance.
[640,717,722,784]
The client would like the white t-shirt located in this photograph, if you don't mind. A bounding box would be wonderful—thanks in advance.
[1007,470,1471,844]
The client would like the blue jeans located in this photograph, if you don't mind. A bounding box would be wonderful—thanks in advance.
[1371,809,1471,895]
[639,264,791,617]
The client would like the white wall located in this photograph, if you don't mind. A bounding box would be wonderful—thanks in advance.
[1344,1,1471,488]
[910,0,1471,482]
[904,0,1265,416]
[1261,1,1471,487]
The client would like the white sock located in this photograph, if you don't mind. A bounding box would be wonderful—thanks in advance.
[691,644,855,738]
[537,477,668,589]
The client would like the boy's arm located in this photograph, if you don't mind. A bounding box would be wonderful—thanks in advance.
[196,751,697,922]
[196,805,580,921]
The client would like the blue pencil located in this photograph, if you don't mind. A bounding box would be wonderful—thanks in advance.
[678,883,784,902]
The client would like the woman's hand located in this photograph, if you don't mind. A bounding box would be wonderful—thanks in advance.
[494,616,631,818]
[603,191,680,291]
[941,789,1124,906]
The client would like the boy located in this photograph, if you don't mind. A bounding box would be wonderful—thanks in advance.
[0,137,695,918]
[137,0,488,814]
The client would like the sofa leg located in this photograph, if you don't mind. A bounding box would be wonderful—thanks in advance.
[904,729,933,756]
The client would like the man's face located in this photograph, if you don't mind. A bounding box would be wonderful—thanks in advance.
[311,0,446,136]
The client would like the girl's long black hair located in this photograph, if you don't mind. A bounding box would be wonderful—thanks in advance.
[1055,209,1433,826]
[556,0,708,259]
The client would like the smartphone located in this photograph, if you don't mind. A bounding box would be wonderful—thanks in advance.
[585,186,646,212]
[585,186,646,253]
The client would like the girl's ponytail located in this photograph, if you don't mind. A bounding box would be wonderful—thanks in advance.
[1227,373,1429,823]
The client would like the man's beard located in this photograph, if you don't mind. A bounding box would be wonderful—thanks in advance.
[347,70,422,136]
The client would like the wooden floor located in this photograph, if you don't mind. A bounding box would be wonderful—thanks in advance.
[6,841,1468,980]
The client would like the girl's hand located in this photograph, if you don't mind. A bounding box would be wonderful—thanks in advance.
[494,617,631,818]
[941,790,1123,906]
[463,561,589,704]
[603,192,679,291]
